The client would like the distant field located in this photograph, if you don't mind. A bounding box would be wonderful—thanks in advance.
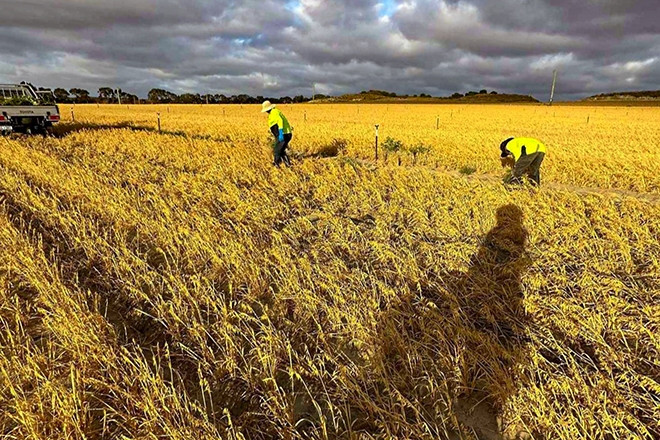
[1,104,659,439]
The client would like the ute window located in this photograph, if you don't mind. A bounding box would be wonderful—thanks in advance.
[0,86,39,103]
[0,87,28,99]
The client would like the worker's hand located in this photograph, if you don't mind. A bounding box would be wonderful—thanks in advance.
[500,156,515,169]
[278,129,284,142]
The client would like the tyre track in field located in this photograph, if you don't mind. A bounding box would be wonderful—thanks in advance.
[336,157,660,204]
[446,169,660,204]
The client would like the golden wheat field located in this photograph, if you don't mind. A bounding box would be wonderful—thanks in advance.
[0,103,659,440]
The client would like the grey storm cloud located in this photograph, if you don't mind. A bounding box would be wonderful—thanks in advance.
[0,0,658,100]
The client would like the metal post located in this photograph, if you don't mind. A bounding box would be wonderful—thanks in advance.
[157,112,161,132]
[374,124,379,161]
[549,69,558,105]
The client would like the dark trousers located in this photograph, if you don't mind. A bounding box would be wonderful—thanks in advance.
[509,152,545,186]
[274,133,292,167]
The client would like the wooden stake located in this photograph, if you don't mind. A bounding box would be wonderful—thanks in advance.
[157,112,161,132]
[374,124,380,161]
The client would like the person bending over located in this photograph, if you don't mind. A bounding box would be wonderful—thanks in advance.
[500,137,546,186]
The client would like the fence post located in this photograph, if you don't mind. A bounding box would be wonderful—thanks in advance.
[436,116,439,130]
[157,112,161,132]
[374,124,380,161]
[71,107,75,122]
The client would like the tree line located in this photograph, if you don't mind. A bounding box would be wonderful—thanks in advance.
[51,86,500,104]
[52,87,318,104]
[358,89,498,99]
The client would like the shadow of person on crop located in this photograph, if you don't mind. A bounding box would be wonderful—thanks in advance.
[446,204,533,439]
[456,204,531,343]
[374,204,532,440]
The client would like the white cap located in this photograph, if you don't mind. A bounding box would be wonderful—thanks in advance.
[261,101,276,113]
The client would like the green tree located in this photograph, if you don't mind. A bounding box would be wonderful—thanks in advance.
[69,88,91,103]
[98,87,114,102]
[177,93,202,104]
[147,88,178,103]
[53,88,70,102]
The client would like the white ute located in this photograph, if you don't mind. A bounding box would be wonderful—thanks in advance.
[0,83,60,135]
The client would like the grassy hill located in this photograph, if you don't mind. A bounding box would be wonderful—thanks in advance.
[586,90,660,101]
[315,91,539,104]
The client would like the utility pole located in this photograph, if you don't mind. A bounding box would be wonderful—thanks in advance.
[116,88,122,105]
[312,83,316,101]
[549,70,558,105]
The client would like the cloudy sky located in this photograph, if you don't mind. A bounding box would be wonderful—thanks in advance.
[1,0,658,100]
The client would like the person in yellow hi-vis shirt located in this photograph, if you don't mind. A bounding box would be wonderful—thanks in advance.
[261,101,292,167]
[500,137,547,186]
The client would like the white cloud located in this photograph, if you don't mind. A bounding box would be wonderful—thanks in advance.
[623,58,657,72]
[530,53,575,71]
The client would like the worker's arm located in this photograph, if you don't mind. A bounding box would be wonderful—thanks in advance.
[270,124,284,141]
[269,112,285,141]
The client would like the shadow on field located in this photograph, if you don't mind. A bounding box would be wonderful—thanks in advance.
[52,121,225,143]
[377,204,533,440]
[289,139,348,159]
[52,121,155,137]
